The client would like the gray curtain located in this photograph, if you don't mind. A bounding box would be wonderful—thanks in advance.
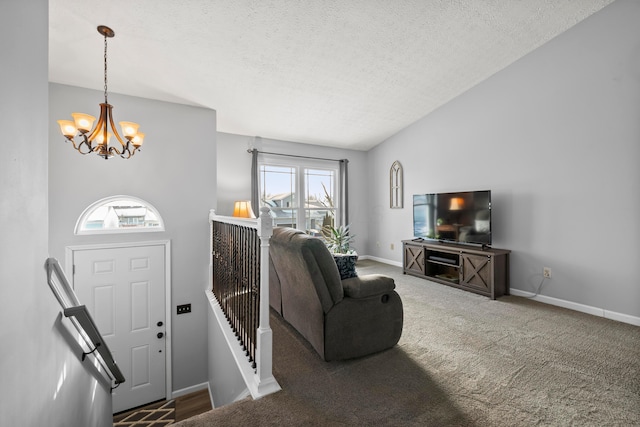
[339,159,349,226]
[251,149,259,217]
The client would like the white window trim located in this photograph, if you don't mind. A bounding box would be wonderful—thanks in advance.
[259,154,340,231]
[74,195,165,235]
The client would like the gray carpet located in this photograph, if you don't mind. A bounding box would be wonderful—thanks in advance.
[175,259,640,426]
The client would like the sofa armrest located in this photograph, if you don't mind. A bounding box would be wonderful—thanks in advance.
[342,274,396,299]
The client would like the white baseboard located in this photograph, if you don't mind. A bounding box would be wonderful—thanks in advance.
[172,382,210,400]
[603,310,640,326]
[358,255,402,268]
[510,289,640,327]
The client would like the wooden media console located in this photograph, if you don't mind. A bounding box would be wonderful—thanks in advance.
[402,240,510,300]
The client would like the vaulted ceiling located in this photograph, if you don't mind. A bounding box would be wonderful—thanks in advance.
[49,0,614,150]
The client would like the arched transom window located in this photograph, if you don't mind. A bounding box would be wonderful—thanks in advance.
[75,195,165,235]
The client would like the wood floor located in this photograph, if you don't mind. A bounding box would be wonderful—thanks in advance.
[174,389,212,422]
[113,388,212,425]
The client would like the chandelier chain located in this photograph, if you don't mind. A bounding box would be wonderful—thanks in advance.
[103,33,108,103]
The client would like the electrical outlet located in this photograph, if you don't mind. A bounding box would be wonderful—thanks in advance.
[376,241,380,247]
[177,303,191,314]
[390,243,394,250]
[543,267,552,279]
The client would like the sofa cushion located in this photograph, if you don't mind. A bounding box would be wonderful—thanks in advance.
[270,227,344,312]
[342,274,396,299]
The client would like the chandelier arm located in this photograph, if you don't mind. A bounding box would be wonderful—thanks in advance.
[66,134,94,155]
[80,133,96,154]
[86,104,109,143]
[120,149,133,159]
[64,136,81,151]
[107,145,122,159]
[122,145,140,159]
[106,103,128,148]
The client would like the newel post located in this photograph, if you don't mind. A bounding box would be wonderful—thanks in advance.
[254,207,280,395]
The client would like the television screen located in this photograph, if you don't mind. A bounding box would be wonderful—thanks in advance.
[413,190,491,246]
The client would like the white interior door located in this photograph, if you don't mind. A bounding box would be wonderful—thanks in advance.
[72,244,167,413]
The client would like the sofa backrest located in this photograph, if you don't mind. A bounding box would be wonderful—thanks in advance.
[270,227,344,313]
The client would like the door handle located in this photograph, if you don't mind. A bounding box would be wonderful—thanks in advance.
[157,321,163,327]
[157,332,164,339]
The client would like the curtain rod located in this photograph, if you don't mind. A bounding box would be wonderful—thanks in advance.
[247,149,347,163]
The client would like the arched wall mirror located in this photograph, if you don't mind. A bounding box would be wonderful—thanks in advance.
[390,160,403,209]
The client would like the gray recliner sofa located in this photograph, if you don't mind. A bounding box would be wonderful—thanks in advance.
[269,227,403,361]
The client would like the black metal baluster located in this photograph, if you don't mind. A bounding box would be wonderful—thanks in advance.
[211,220,260,371]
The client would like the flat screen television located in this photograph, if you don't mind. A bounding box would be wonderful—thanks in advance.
[413,190,491,246]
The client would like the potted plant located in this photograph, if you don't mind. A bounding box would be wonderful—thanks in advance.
[322,224,358,279]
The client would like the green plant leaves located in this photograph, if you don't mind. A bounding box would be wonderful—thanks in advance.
[322,224,355,254]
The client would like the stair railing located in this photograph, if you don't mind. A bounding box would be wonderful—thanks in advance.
[46,257,125,388]
[208,207,280,399]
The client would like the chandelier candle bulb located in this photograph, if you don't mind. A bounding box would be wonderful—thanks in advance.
[95,131,112,146]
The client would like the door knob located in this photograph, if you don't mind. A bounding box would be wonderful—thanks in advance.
[157,332,164,339]
[157,321,163,327]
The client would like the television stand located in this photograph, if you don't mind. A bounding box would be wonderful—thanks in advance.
[402,240,510,299]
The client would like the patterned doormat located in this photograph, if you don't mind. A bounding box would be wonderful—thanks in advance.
[113,400,175,427]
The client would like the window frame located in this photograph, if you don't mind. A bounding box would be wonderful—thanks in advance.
[258,154,340,233]
[74,195,165,235]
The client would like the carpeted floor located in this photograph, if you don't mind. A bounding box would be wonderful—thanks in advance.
[175,259,640,426]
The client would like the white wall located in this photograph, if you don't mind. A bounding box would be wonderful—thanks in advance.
[48,84,217,393]
[217,133,370,253]
[207,301,248,407]
[367,0,640,319]
[0,1,112,426]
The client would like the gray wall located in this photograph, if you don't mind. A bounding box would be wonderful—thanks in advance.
[367,0,640,319]
[48,83,217,392]
[0,1,112,426]
[217,132,370,253]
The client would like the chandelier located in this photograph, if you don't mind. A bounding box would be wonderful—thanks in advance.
[57,26,145,160]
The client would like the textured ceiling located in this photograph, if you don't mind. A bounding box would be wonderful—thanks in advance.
[49,0,614,150]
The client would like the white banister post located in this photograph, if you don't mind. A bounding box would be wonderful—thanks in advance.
[254,207,280,395]
[257,207,272,331]
[208,209,216,292]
